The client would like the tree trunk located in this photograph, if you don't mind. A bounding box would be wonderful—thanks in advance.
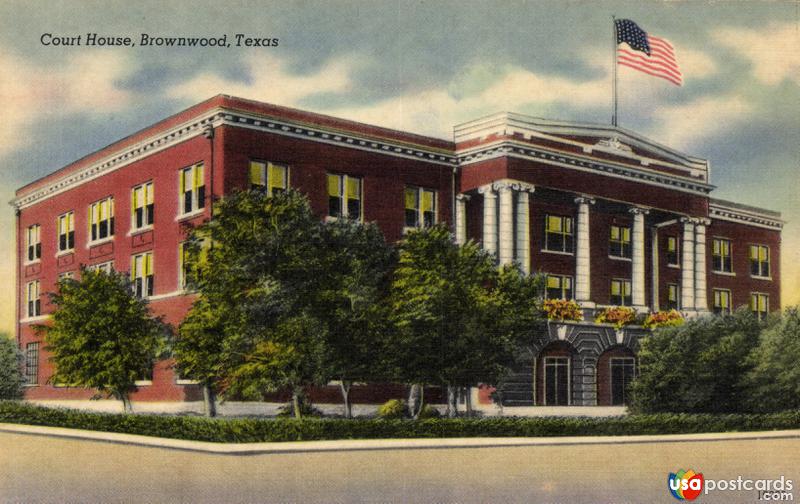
[446,385,458,418]
[203,384,217,418]
[340,380,352,419]
[292,388,302,419]
[464,387,473,417]
[408,383,420,418]
[121,394,132,413]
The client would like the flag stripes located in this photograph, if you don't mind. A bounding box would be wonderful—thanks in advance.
[614,19,683,86]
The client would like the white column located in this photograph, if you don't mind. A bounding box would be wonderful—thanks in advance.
[455,194,470,245]
[694,219,709,312]
[574,196,595,305]
[515,190,531,274]
[479,185,497,257]
[680,218,695,312]
[630,207,649,311]
[497,184,514,266]
[651,228,660,312]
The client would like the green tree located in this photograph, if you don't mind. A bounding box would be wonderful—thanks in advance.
[0,334,25,400]
[390,225,531,417]
[317,218,396,418]
[743,307,800,412]
[174,297,236,417]
[629,308,763,414]
[36,268,169,412]
[179,189,331,418]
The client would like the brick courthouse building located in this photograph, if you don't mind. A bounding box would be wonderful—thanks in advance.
[13,95,782,408]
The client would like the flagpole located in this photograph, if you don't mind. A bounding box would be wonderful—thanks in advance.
[612,15,618,127]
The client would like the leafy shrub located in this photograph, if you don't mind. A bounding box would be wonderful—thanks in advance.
[594,307,636,329]
[276,396,323,418]
[377,399,406,419]
[0,336,25,400]
[417,404,441,419]
[643,310,684,329]
[542,299,583,322]
[2,401,800,443]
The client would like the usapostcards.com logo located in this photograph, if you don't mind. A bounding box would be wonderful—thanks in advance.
[668,469,795,501]
[668,469,704,501]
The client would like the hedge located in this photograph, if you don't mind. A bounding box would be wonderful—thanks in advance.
[1,401,799,443]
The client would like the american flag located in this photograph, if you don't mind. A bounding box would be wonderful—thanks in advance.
[615,19,682,86]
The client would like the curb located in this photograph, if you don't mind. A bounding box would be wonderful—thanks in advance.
[2,423,800,456]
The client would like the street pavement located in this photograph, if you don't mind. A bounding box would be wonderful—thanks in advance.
[2,430,799,503]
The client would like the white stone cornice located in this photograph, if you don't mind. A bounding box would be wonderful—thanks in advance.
[574,196,596,205]
[628,206,650,216]
[456,140,715,197]
[709,205,783,230]
[456,193,471,201]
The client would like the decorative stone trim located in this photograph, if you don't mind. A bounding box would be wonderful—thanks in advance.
[457,142,714,196]
[709,204,783,230]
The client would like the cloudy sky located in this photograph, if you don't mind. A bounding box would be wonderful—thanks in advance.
[1,0,798,333]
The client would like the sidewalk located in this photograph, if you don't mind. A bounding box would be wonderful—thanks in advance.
[2,422,798,456]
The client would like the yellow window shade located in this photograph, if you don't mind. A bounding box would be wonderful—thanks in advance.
[713,240,720,255]
[421,190,434,212]
[269,164,287,190]
[547,276,560,289]
[194,164,204,190]
[346,177,361,200]
[564,218,572,233]
[759,247,768,262]
[721,241,729,255]
[328,174,340,197]
[749,245,757,260]
[131,256,141,279]
[668,237,676,251]
[145,183,154,205]
[180,168,188,192]
[144,253,153,276]
[610,226,619,240]
[548,216,562,233]
[405,187,417,210]
[611,281,620,295]
[250,162,264,186]
[564,277,572,288]
[622,228,630,242]
[623,282,631,296]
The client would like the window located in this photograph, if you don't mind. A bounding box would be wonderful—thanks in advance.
[131,252,154,298]
[328,174,363,220]
[25,342,39,385]
[544,215,573,253]
[713,289,732,315]
[544,357,570,406]
[89,197,114,242]
[712,238,732,273]
[610,357,636,406]
[26,224,41,262]
[26,280,40,318]
[249,161,288,195]
[131,182,154,231]
[609,225,631,258]
[404,186,436,229]
[180,163,205,215]
[750,293,769,320]
[546,275,573,300]
[88,261,114,274]
[666,283,679,310]
[749,245,770,278]
[58,211,75,252]
[58,271,75,281]
[610,279,632,306]
[666,236,679,266]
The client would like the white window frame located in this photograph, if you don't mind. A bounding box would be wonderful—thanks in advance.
[713,288,732,315]
[57,211,75,253]
[609,224,632,260]
[712,237,733,274]
[610,278,632,306]
[131,252,154,299]
[404,186,436,230]
[666,235,680,267]
[88,196,115,245]
[131,181,154,232]
[26,280,41,318]
[545,274,574,300]
[88,261,114,274]
[249,160,289,195]
[750,292,769,320]
[543,356,571,406]
[327,173,363,221]
[543,214,574,254]
[749,244,770,279]
[666,283,680,310]
[179,163,205,217]
[26,224,41,263]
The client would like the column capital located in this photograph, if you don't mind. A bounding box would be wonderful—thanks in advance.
[695,217,711,227]
[629,206,650,216]
[490,178,535,193]
[478,184,496,196]
[456,193,471,202]
[574,196,596,205]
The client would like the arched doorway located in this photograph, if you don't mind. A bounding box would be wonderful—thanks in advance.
[535,341,575,406]
[597,346,636,406]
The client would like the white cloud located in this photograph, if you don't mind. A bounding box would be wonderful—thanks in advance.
[713,22,800,86]
[675,46,718,80]
[647,93,753,150]
[166,53,356,105]
[0,50,134,157]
